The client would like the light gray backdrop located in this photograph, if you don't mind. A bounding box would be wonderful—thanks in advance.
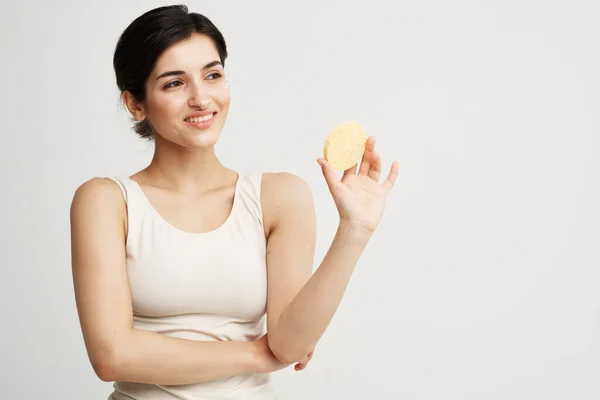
[1,0,599,399]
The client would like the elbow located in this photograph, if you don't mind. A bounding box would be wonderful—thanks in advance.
[89,343,126,382]
[93,360,118,382]
[91,354,117,382]
[267,335,311,365]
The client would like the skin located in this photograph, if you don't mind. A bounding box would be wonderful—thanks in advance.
[70,32,398,385]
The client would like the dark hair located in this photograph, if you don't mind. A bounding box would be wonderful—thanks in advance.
[113,5,228,139]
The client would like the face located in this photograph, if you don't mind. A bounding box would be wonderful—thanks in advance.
[126,33,230,148]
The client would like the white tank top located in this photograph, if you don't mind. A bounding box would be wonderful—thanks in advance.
[105,172,278,400]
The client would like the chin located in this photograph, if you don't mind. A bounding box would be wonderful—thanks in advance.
[183,129,221,148]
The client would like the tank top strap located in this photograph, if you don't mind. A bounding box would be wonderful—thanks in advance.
[235,172,264,229]
[106,176,144,204]
[104,176,147,248]
[105,176,129,204]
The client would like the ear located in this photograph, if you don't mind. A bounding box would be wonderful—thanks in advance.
[121,91,146,121]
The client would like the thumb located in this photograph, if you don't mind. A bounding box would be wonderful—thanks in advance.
[317,158,339,193]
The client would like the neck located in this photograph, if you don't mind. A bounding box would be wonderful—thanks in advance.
[143,137,233,195]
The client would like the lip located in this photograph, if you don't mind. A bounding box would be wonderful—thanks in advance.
[184,112,217,130]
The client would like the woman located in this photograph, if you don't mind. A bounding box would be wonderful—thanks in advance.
[70,4,399,399]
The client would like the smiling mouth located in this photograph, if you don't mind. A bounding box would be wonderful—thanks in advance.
[184,112,216,123]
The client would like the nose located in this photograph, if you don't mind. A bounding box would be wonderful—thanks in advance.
[188,81,210,109]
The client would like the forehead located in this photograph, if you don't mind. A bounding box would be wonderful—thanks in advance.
[152,34,221,76]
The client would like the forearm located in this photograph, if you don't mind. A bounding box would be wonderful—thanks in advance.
[102,329,259,385]
[271,220,372,361]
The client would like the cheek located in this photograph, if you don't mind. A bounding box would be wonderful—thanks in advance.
[157,96,186,117]
[205,80,230,107]
[214,87,231,110]
[146,91,186,119]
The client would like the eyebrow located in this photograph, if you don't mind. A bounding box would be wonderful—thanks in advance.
[155,60,223,80]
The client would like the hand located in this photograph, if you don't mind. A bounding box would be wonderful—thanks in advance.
[317,136,399,233]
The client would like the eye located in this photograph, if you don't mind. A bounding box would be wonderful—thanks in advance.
[164,80,183,89]
[206,72,223,80]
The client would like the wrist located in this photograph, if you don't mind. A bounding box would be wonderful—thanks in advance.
[338,218,374,243]
[247,340,266,374]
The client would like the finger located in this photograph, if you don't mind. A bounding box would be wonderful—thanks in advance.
[381,161,400,192]
[358,136,376,176]
[295,348,314,371]
[317,158,340,192]
[368,151,382,181]
[342,162,358,179]
[294,359,308,371]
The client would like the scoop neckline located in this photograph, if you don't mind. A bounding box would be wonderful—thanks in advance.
[125,173,242,236]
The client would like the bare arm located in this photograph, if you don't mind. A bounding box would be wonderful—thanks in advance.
[261,173,370,364]
[263,139,398,364]
[70,178,264,385]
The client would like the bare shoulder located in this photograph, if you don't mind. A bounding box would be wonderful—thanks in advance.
[70,177,127,231]
[261,172,314,209]
[72,177,124,206]
[261,172,312,196]
[260,172,315,236]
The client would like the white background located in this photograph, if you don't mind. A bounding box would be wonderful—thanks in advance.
[1,0,599,399]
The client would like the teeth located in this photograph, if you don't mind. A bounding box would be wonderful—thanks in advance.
[186,113,214,123]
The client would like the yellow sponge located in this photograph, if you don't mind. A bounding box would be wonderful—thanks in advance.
[323,121,367,171]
